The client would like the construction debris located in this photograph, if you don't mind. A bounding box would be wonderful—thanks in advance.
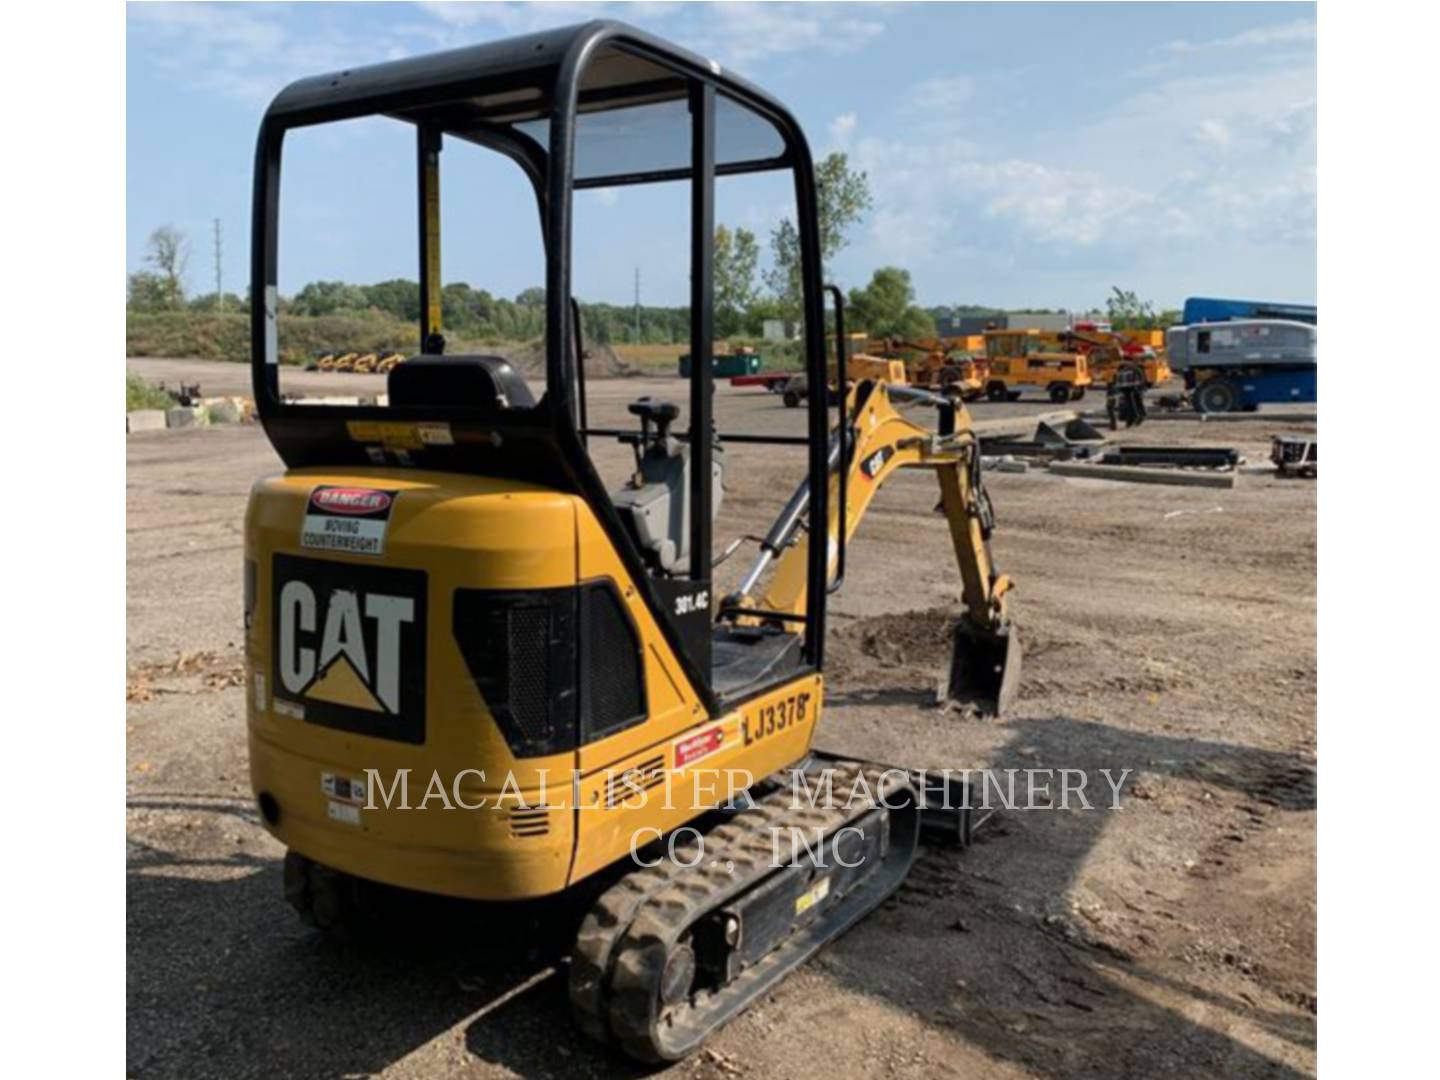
[1271,435,1316,477]
[979,415,1108,461]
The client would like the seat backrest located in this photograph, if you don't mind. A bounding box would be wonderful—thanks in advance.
[387,355,536,411]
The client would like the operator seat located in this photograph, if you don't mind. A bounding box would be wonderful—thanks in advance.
[611,397,724,576]
[387,355,536,411]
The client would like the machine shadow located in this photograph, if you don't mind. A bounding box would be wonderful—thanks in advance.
[817,714,1315,1077]
[126,802,643,1079]
[128,711,1314,1078]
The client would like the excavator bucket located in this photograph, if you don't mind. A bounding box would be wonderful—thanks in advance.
[940,620,1022,717]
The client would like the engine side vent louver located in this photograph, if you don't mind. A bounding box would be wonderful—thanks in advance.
[508,807,551,838]
[605,755,666,809]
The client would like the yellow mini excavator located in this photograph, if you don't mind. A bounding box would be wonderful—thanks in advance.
[244,22,1019,1064]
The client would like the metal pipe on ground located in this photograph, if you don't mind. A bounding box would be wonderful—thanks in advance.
[1095,411,1318,424]
[1047,461,1237,489]
[1098,446,1240,468]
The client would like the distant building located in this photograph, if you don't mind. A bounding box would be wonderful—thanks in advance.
[939,315,1008,336]
[762,319,797,341]
[1007,312,1072,331]
[937,312,1071,335]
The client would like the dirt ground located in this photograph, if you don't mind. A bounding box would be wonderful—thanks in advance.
[127,358,1316,1078]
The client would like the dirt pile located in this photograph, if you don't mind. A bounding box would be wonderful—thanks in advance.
[827,607,954,683]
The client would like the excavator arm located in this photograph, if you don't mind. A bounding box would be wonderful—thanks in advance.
[722,379,1022,715]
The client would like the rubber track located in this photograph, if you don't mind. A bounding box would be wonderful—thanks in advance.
[568,762,913,1062]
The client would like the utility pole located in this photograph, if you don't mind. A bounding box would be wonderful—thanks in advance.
[633,267,641,342]
[213,218,224,312]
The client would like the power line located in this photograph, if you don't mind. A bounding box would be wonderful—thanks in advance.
[213,218,224,312]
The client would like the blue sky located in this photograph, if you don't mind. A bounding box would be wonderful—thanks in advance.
[127,2,1316,311]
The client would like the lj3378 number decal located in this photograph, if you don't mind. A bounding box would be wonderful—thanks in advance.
[743,690,812,747]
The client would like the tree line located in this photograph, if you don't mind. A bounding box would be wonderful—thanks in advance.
[128,153,1176,342]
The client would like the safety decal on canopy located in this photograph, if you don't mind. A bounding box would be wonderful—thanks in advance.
[300,486,398,556]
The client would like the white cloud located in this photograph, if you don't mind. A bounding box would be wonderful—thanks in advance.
[131,2,895,104]
[852,134,1153,256]
[1190,118,1232,150]
[413,1,660,34]
[1164,19,1316,54]
[691,2,886,66]
[907,75,976,114]
[828,112,858,149]
[1263,98,1317,151]
[128,2,412,103]
[408,2,888,70]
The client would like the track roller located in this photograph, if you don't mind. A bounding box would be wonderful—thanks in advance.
[569,763,920,1062]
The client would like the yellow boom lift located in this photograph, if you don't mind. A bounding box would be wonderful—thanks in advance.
[1060,323,1172,388]
[243,22,1019,1063]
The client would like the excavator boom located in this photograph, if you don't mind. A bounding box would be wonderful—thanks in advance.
[723,379,1021,715]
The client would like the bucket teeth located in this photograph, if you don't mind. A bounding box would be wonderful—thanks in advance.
[940,621,1022,717]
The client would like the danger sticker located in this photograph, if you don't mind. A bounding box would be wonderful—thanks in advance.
[300,486,397,556]
[674,725,726,768]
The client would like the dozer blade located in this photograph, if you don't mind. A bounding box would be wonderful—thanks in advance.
[940,620,1022,717]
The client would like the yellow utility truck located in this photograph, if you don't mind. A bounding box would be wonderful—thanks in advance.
[982,328,1093,402]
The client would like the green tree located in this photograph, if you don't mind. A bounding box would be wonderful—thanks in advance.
[127,224,190,311]
[1105,286,1159,330]
[714,224,759,337]
[290,280,369,316]
[187,291,247,313]
[146,225,188,303]
[363,279,420,322]
[515,286,546,309]
[127,271,182,312]
[765,152,873,318]
[847,267,935,339]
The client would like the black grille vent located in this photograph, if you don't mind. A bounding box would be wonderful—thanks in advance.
[582,584,647,742]
[506,606,551,742]
[453,588,577,757]
[606,756,666,808]
[453,581,646,758]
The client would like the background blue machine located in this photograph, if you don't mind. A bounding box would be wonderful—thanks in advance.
[1167,313,1317,413]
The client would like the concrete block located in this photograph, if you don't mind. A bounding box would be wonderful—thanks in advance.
[127,409,167,433]
[1047,461,1236,489]
[1141,411,1318,424]
[981,455,1029,473]
[299,396,363,407]
[166,406,204,429]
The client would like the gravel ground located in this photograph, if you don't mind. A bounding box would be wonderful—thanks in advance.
[127,360,1316,1078]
